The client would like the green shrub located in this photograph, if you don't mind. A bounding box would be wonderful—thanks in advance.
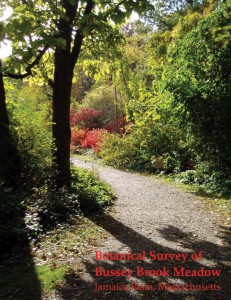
[7,83,53,187]
[99,122,193,174]
[150,154,181,174]
[71,167,115,212]
[99,133,145,169]
[79,85,122,126]
[176,163,231,197]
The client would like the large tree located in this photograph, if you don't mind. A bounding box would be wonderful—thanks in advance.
[2,0,153,187]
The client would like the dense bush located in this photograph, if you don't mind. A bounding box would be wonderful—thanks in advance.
[165,1,231,176]
[70,107,126,152]
[99,133,142,169]
[70,84,127,152]
[80,129,107,152]
[7,83,53,187]
[71,167,115,212]
[99,119,194,174]
[71,128,88,150]
[78,85,122,128]
[176,163,231,197]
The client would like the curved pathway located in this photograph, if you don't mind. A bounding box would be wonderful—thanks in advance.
[57,159,231,300]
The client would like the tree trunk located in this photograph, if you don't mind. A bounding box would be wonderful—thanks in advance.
[0,60,21,186]
[52,0,94,188]
[52,48,73,188]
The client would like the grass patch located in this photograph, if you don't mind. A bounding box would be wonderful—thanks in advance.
[37,264,66,292]
[0,263,66,300]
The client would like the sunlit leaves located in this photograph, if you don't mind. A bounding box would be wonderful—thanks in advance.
[1,0,153,83]
[164,0,231,169]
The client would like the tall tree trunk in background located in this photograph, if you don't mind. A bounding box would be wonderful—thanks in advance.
[0,60,21,186]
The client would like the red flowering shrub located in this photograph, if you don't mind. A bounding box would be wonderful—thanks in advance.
[71,128,106,152]
[81,129,106,153]
[70,107,105,129]
[70,107,127,152]
[71,128,88,147]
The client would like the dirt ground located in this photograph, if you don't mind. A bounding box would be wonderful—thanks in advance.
[48,159,231,300]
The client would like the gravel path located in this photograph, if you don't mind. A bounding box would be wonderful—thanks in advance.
[56,159,231,300]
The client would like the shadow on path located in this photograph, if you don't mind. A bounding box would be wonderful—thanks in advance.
[57,213,231,300]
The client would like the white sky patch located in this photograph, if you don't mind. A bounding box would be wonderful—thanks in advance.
[0,6,13,22]
[130,11,139,21]
[0,40,12,59]
[0,7,13,59]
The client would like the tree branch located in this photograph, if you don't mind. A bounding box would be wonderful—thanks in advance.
[3,45,49,79]
[103,0,127,19]
[71,0,95,68]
